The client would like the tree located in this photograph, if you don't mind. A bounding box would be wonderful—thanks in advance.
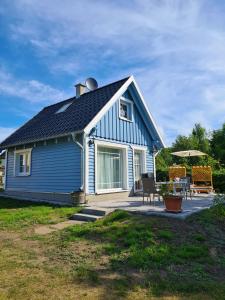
[211,123,225,167]
[172,123,210,154]
[172,135,194,152]
[191,123,210,154]
[156,123,218,172]
[156,148,173,170]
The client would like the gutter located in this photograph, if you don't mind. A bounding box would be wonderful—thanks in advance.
[0,130,83,151]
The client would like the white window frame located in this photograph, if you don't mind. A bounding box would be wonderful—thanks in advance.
[132,146,147,192]
[14,148,32,177]
[95,140,129,194]
[119,97,133,122]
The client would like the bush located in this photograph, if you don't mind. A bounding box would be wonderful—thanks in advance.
[212,194,225,221]
[213,170,225,193]
[156,169,168,182]
[213,194,225,206]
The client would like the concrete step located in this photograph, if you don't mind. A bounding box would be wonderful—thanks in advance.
[70,213,102,222]
[81,207,107,216]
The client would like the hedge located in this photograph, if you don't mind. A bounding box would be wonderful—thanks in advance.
[156,169,225,193]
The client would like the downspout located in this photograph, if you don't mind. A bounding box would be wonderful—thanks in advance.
[71,133,86,194]
[3,149,8,190]
[153,149,161,181]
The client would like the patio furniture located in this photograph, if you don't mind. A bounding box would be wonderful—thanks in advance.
[191,166,214,194]
[157,180,187,197]
[169,166,186,181]
[168,166,186,194]
[171,150,207,158]
[142,177,160,204]
[180,176,192,200]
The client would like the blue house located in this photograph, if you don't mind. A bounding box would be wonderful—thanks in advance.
[0,76,165,204]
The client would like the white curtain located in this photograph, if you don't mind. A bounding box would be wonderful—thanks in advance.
[134,151,142,190]
[97,147,123,190]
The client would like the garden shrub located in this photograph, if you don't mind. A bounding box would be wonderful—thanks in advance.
[212,194,225,221]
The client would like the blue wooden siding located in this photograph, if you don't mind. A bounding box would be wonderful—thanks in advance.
[92,94,153,146]
[88,90,154,194]
[6,140,81,193]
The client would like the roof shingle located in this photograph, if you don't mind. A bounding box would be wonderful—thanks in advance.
[0,77,129,149]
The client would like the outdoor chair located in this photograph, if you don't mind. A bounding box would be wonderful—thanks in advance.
[180,176,192,200]
[142,177,160,204]
[191,166,214,194]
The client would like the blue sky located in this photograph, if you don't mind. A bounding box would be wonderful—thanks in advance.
[1,0,225,145]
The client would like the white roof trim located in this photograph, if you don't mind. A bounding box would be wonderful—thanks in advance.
[84,75,165,148]
[131,77,166,148]
[84,76,133,134]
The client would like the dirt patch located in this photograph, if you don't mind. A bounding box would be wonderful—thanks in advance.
[34,220,84,235]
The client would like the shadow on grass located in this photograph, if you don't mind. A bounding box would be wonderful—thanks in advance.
[0,196,69,210]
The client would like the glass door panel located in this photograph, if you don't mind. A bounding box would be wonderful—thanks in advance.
[134,150,143,191]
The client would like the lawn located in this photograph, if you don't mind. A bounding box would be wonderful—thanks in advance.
[0,197,79,230]
[0,197,224,299]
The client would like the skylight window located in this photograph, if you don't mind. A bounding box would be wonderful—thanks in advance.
[55,102,72,114]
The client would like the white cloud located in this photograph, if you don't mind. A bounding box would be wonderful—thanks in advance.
[0,127,16,143]
[0,67,71,104]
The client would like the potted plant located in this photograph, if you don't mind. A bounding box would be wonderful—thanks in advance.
[159,184,183,213]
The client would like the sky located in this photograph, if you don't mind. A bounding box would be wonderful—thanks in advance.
[1,0,225,146]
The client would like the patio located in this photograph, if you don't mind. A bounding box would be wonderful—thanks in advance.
[88,194,214,219]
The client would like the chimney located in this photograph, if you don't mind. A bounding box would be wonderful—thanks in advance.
[75,83,86,98]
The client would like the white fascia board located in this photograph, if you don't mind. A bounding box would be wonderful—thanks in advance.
[131,78,166,148]
[84,76,133,134]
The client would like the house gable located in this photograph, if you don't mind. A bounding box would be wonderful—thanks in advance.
[91,88,153,146]
[85,76,164,149]
[87,85,157,194]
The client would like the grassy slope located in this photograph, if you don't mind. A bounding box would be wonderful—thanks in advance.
[0,197,224,299]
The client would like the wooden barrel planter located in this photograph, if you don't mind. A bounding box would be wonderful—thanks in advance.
[71,191,86,206]
[163,195,183,213]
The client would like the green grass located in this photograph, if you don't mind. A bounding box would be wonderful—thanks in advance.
[59,206,225,298]
[0,197,79,230]
[0,197,224,299]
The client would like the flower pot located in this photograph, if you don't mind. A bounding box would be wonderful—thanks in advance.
[163,195,183,213]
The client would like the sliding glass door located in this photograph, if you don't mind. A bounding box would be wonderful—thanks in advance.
[97,146,124,191]
[134,150,145,191]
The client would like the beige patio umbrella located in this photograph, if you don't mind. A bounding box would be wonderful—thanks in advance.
[171,150,207,157]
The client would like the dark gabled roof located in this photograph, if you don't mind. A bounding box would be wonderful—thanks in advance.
[0,77,129,149]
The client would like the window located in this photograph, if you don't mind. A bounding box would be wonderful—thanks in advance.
[119,98,133,121]
[96,143,128,192]
[55,102,72,114]
[14,149,32,176]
